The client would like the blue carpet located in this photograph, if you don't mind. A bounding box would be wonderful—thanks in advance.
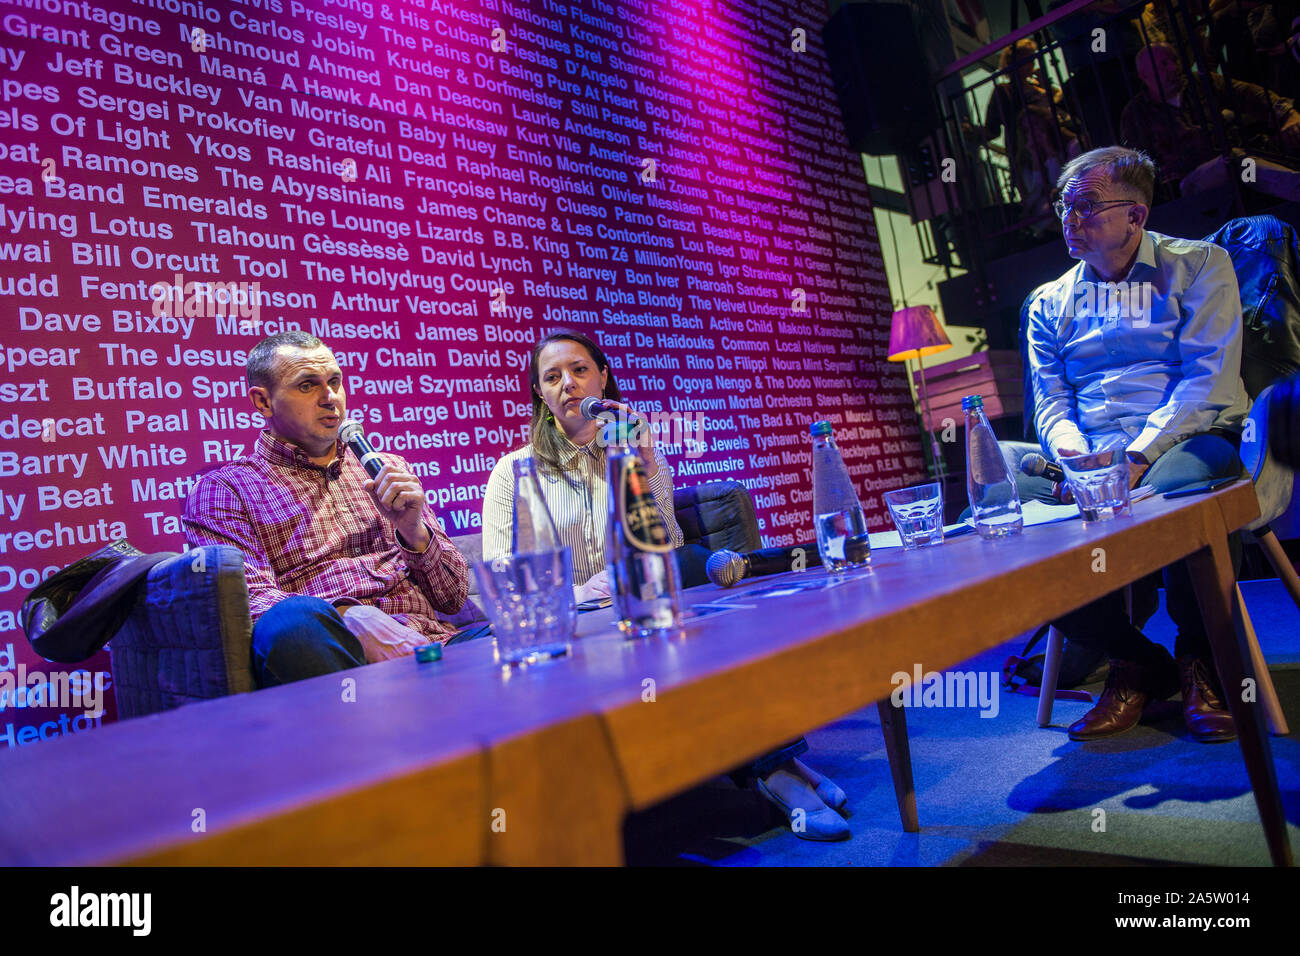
[623,579,1300,865]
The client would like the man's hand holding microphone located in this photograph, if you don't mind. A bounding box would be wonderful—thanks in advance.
[1019,448,1149,505]
[334,420,437,661]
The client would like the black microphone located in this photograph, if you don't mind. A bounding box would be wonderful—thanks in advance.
[706,543,823,587]
[338,420,384,478]
[580,396,613,421]
[1019,451,1065,483]
[581,396,646,424]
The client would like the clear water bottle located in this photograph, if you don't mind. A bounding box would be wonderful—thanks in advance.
[512,456,562,554]
[604,422,682,639]
[963,395,1023,539]
[811,421,871,572]
[489,457,574,663]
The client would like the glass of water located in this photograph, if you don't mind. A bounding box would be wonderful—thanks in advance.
[815,505,871,572]
[1059,449,1132,522]
[883,482,944,550]
[473,548,576,665]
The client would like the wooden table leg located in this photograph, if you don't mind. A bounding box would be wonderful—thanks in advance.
[877,700,919,833]
[1037,626,1066,727]
[1186,514,1293,867]
[1238,583,1290,736]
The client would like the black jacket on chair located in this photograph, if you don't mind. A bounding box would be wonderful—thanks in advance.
[21,540,176,664]
[1203,214,1300,399]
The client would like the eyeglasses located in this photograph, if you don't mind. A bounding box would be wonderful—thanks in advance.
[1053,198,1138,221]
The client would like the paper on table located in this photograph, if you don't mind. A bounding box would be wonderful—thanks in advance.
[1013,500,1082,527]
[871,486,1158,550]
[869,522,974,550]
[957,485,1155,531]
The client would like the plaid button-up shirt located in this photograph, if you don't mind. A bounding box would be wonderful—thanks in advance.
[183,430,469,643]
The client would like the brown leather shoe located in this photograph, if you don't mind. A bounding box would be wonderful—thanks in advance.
[1178,656,1237,743]
[1068,659,1148,740]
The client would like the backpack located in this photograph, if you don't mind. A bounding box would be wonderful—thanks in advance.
[1002,624,1108,700]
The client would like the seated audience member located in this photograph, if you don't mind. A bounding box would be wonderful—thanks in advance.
[481,329,851,841]
[183,332,469,687]
[1140,0,1218,69]
[981,38,1082,226]
[1120,43,1300,200]
[1210,0,1300,96]
[1047,0,1144,145]
[1017,146,1248,742]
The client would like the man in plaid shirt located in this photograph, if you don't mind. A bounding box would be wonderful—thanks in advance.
[183,332,469,687]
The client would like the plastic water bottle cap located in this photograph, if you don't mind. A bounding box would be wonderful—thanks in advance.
[810,421,832,437]
[415,644,442,663]
[961,395,984,411]
[602,420,632,445]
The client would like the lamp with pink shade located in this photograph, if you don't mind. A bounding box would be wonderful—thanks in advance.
[887,304,952,479]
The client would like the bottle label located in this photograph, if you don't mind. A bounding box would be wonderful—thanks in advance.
[621,458,669,550]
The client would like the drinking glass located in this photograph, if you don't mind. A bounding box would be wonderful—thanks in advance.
[883,482,944,549]
[1059,450,1132,521]
[473,548,576,665]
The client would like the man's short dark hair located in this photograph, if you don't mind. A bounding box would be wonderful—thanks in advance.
[247,331,325,389]
[1056,146,1157,207]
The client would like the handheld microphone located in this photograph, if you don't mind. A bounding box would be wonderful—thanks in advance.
[705,543,823,588]
[581,396,645,424]
[580,396,613,421]
[338,420,384,479]
[1019,452,1065,483]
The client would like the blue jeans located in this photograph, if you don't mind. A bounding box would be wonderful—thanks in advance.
[1000,434,1245,664]
[251,595,366,688]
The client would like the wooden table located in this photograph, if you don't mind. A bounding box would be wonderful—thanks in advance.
[0,482,1288,866]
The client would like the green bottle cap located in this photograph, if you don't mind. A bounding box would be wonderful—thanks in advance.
[810,421,832,437]
[415,644,442,663]
[601,420,632,445]
[961,394,984,411]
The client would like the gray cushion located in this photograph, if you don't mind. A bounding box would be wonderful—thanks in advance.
[109,546,253,718]
[442,532,487,627]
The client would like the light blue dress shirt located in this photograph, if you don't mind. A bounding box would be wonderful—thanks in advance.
[1026,230,1248,462]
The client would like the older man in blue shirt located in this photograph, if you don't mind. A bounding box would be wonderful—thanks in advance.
[1018,146,1246,743]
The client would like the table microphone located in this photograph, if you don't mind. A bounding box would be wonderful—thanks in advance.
[1019,451,1065,483]
[339,420,384,478]
[706,543,822,587]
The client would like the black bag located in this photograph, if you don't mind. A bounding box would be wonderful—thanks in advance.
[1003,624,1108,696]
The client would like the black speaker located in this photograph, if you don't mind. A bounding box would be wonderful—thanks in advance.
[822,2,939,155]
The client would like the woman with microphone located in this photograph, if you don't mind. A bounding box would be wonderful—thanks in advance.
[482,328,677,603]
[482,329,851,842]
